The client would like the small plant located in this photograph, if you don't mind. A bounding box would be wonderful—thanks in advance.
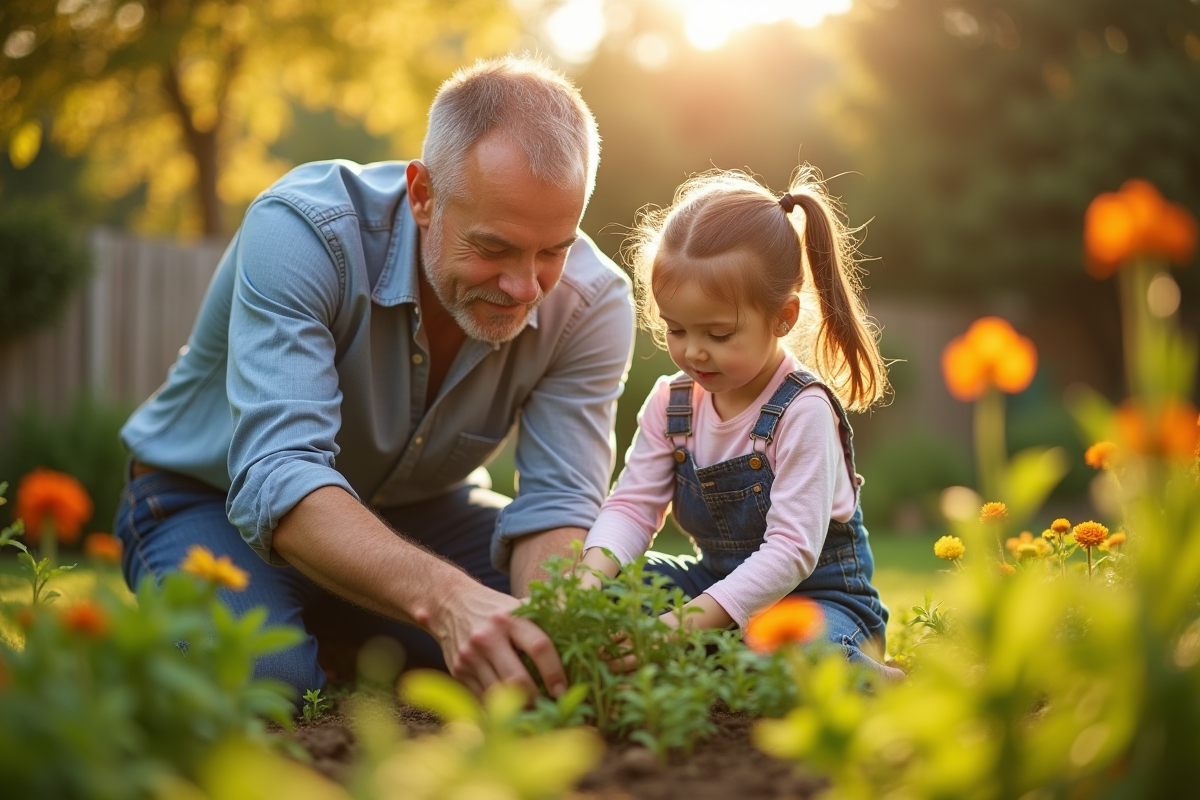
[0,480,76,605]
[301,687,334,723]
[515,544,799,757]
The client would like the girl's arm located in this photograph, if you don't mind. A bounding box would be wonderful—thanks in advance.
[577,376,680,582]
[662,593,734,631]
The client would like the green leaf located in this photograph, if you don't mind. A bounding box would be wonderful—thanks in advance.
[1002,446,1068,524]
[399,670,481,725]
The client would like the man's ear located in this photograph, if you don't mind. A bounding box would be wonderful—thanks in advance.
[406,160,435,228]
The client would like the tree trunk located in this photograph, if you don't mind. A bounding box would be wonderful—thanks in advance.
[162,47,242,238]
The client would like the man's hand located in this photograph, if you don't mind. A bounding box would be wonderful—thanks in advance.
[429,582,567,700]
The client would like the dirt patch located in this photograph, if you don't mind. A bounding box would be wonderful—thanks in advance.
[289,697,826,800]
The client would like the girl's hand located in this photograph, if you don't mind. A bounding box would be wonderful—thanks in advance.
[574,546,621,590]
[659,593,734,633]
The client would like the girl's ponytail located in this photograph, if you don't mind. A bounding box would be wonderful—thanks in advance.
[789,190,887,411]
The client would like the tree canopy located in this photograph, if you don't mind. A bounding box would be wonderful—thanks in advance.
[1,0,519,235]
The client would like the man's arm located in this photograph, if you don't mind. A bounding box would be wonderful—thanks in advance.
[273,486,567,699]
[509,526,586,597]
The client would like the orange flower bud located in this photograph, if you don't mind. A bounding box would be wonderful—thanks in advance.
[84,533,123,564]
[942,318,1037,402]
[744,597,826,654]
[60,601,109,639]
[1085,180,1197,277]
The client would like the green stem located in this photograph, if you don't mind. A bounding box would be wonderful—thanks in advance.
[1086,546,1093,578]
[41,520,58,571]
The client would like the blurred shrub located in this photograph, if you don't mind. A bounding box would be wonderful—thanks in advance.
[1007,379,1092,500]
[0,203,91,340]
[1,395,133,537]
[0,565,301,800]
[858,427,971,532]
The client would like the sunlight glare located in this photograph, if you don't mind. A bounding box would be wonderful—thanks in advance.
[545,0,608,63]
[677,0,853,51]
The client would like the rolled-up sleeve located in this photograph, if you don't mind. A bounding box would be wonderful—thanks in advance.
[491,271,635,571]
[225,198,357,564]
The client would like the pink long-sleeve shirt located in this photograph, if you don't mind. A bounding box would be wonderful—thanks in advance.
[584,355,859,628]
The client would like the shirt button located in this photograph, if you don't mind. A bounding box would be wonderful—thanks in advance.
[414,436,424,446]
[411,353,425,365]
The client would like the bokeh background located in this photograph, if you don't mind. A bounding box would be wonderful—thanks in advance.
[2,0,1197,554]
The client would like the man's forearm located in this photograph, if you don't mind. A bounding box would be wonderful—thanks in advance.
[509,526,587,597]
[272,485,476,631]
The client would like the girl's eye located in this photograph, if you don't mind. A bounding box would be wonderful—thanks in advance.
[709,333,733,342]
[665,329,684,337]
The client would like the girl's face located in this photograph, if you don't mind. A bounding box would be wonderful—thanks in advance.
[654,251,792,418]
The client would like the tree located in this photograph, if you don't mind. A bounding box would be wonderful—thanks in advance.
[827,0,1200,296]
[0,0,520,236]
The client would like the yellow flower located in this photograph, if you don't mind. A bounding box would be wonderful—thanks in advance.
[933,535,965,561]
[1106,531,1127,549]
[744,597,826,654]
[180,545,250,591]
[1034,538,1053,556]
[1072,521,1109,548]
[980,502,1009,523]
[1050,518,1071,535]
[1006,531,1033,552]
[1015,542,1042,560]
[996,562,1017,576]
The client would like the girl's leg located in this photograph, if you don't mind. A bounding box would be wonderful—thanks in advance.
[812,600,906,684]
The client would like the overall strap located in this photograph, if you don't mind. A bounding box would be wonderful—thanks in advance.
[664,373,695,438]
[748,371,812,446]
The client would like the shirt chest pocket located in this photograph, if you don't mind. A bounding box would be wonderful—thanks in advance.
[436,432,506,485]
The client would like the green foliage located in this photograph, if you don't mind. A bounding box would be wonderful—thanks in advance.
[0,571,303,800]
[515,546,798,758]
[1,394,134,538]
[0,202,90,339]
[346,670,604,800]
[0,481,75,605]
[858,426,972,531]
[753,250,1200,797]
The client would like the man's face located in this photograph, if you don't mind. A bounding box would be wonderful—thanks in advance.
[420,133,586,343]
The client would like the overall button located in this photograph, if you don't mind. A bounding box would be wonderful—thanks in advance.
[749,456,763,470]
[411,353,425,365]
[673,449,686,463]
[752,484,762,493]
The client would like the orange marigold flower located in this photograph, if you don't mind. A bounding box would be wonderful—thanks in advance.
[13,468,93,545]
[1106,531,1127,548]
[180,545,250,591]
[980,502,1009,523]
[1085,179,1198,279]
[1084,442,1118,470]
[996,562,1017,576]
[1050,518,1071,535]
[60,601,109,639]
[744,597,826,654]
[941,318,1038,402]
[1072,521,1109,548]
[1114,399,1200,465]
[84,533,123,564]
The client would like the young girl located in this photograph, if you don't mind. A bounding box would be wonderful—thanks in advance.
[580,168,901,678]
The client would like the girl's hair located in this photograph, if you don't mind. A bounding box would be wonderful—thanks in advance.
[625,167,889,411]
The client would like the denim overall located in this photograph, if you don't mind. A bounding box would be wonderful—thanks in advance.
[646,370,894,673]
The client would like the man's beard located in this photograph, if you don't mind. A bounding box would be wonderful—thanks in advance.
[420,217,544,344]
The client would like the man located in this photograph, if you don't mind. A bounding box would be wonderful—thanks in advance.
[114,56,634,700]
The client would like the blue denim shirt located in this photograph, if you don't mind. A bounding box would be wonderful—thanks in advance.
[120,160,634,568]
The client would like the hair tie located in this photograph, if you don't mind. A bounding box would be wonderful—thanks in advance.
[779,193,796,214]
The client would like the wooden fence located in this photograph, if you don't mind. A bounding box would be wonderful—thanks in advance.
[0,229,229,434]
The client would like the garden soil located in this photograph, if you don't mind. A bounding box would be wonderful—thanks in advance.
[290,697,827,800]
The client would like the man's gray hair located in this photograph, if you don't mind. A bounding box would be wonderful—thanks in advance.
[422,55,600,207]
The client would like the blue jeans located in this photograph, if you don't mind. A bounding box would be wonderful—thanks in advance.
[114,468,510,698]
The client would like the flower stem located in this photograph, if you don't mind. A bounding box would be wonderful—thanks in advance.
[974,388,1006,503]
